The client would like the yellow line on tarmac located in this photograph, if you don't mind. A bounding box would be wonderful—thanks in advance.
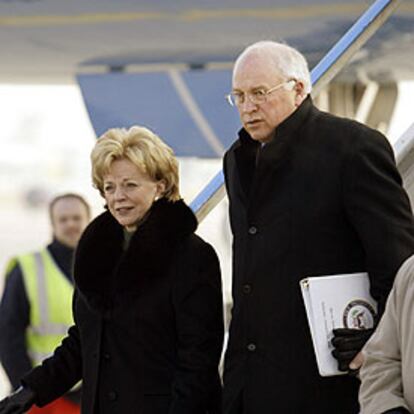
[0,3,413,27]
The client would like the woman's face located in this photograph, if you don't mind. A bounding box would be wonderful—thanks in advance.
[102,158,165,232]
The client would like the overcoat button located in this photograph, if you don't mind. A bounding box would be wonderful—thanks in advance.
[243,284,252,294]
[248,226,257,235]
[103,353,111,361]
[108,391,117,401]
[247,343,256,352]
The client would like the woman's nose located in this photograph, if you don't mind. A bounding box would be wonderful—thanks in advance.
[113,185,126,199]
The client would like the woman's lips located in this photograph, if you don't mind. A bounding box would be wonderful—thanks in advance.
[116,207,133,214]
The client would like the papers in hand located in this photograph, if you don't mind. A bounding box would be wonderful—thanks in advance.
[300,272,377,377]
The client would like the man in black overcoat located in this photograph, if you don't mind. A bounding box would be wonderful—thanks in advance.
[222,40,414,414]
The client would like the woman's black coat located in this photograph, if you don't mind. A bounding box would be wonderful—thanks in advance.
[22,199,224,414]
[222,97,414,413]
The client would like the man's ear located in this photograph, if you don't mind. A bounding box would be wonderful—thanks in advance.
[294,80,306,106]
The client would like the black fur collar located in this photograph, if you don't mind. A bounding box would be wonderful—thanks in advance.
[74,198,197,301]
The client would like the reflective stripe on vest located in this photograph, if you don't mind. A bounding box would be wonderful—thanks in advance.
[17,249,74,366]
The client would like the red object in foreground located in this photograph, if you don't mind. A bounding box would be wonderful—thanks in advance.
[29,397,80,414]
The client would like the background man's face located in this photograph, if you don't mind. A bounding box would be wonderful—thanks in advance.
[232,53,299,143]
[51,197,90,248]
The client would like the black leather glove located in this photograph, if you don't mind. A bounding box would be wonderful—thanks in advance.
[331,328,374,372]
[382,408,411,414]
[0,386,36,414]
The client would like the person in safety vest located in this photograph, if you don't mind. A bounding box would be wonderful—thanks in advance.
[0,193,91,414]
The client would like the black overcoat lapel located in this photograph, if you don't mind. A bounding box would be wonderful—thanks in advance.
[241,97,314,214]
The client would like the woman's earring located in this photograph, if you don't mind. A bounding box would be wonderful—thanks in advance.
[154,196,159,201]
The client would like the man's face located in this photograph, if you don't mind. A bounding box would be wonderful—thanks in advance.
[232,53,303,143]
[51,198,90,248]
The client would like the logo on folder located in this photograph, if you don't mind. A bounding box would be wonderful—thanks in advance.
[343,299,376,329]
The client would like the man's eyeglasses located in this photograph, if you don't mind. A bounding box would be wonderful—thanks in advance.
[225,79,296,107]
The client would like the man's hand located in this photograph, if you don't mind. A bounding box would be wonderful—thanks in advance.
[331,328,374,372]
[0,386,36,414]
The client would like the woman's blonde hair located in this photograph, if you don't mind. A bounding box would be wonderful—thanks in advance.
[91,126,180,201]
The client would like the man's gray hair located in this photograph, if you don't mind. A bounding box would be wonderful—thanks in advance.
[233,41,312,94]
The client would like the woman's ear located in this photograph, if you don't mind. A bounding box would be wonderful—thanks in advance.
[155,180,166,199]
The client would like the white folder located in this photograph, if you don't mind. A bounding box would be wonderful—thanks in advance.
[300,272,377,377]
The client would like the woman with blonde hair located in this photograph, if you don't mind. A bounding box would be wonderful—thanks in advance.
[0,126,224,414]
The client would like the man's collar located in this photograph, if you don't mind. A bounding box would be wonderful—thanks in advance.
[274,94,313,139]
[49,237,75,256]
